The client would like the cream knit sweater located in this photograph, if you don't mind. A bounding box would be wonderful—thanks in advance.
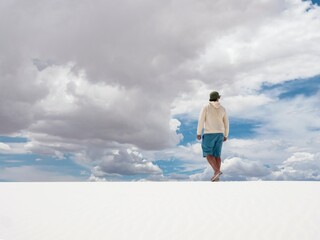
[197,101,229,137]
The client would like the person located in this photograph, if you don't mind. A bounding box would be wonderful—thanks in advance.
[197,91,229,182]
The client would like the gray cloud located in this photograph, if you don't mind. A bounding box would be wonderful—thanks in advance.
[86,148,163,181]
[0,0,311,139]
[98,149,162,175]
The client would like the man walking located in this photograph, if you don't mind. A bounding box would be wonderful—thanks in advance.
[197,91,229,182]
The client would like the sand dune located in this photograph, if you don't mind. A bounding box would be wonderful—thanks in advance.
[0,182,319,240]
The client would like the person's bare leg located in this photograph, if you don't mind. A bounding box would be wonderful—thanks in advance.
[211,157,222,181]
[216,157,222,172]
[207,155,222,181]
[210,156,222,181]
[206,155,218,174]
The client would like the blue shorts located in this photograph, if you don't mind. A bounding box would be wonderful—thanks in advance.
[201,133,224,157]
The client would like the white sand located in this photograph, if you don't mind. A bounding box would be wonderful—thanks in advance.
[0,182,319,240]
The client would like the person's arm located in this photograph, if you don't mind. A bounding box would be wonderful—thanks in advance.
[223,110,229,141]
[197,106,206,140]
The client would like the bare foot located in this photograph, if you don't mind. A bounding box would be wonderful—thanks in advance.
[211,172,222,181]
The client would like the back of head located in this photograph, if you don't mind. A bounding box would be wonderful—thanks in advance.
[209,91,221,102]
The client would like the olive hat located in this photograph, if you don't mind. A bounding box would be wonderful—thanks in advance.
[209,91,221,101]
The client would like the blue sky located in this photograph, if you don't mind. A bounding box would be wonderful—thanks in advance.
[261,75,320,99]
[1,0,320,181]
[0,152,88,182]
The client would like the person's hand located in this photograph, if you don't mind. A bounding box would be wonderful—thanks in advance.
[224,137,228,142]
[197,135,201,140]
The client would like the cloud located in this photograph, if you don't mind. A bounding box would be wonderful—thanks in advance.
[270,152,320,180]
[222,157,271,180]
[0,63,48,134]
[284,152,315,164]
[194,1,320,88]
[1,0,320,180]
[77,147,163,180]
[223,138,292,164]
[25,64,180,151]
[0,142,11,151]
[0,142,29,154]
[254,93,320,141]
[189,157,271,181]
[171,0,320,120]
[97,149,162,175]
[0,165,83,182]
[189,166,214,181]
[223,94,275,118]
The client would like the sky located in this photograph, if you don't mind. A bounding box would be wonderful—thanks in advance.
[0,0,320,182]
